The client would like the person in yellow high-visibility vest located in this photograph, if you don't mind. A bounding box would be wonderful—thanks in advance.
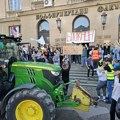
[104,58,114,103]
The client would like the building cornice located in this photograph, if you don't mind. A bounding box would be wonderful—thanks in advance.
[17,0,120,17]
[0,17,20,23]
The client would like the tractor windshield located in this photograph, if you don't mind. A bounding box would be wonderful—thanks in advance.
[0,37,19,60]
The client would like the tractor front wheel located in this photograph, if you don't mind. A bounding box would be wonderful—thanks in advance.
[5,88,55,120]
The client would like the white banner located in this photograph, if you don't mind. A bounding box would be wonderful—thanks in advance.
[66,30,95,43]
[44,0,53,7]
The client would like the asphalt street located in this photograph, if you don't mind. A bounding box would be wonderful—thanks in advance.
[56,109,82,120]
[0,109,82,120]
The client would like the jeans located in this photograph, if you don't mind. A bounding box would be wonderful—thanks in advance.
[81,56,87,67]
[110,99,116,120]
[74,55,80,64]
[71,55,76,63]
[93,60,99,69]
[96,81,107,97]
[107,80,114,102]
[87,66,94,77]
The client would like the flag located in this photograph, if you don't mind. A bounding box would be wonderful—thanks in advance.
[12,24,19,37]
[37,36,45,45]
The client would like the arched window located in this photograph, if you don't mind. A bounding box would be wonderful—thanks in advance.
[73,16,90,32]
[38,20,50,44]
[9,0,21,11]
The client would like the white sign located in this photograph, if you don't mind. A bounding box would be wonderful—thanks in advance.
[66,30,95,43]
[44,0,53,7]
[63,46,82,55]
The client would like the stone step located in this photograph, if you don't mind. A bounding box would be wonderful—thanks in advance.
[69,64,98,87]
[70,69,96,72]
[70,76,98,80]
[70,80,98,87]
[70,73,97,77]
[70,79,98,84]
[81,83,97,87]
[70,71,88,73]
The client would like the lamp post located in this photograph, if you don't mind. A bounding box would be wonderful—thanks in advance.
[101,12,107,44]
[56,18,61,33]
[101,12,107,30]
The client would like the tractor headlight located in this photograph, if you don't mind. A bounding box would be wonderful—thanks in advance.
[51,71,60,76]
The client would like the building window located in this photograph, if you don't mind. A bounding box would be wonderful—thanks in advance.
[73,16,90,32]
[38,20,50,44]
[9,25,21,37]
[9,0,21,11]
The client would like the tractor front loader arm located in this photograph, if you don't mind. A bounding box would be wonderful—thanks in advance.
[55,81,97,111]
[71,81,97,111]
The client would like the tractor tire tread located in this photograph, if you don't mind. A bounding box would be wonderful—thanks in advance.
[5,87,55,120]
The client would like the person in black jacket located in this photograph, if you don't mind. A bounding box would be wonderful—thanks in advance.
[61,55,71,94]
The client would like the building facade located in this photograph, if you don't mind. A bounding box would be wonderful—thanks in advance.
[0,0,120,47]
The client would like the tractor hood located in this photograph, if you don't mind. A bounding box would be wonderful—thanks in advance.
[12,62,61,71]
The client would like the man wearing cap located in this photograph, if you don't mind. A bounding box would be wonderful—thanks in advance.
[110,66,120,120]
[104,58,114,103]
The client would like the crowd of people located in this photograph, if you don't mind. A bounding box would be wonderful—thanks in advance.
[80,44,120,120]
[19,44,62,65]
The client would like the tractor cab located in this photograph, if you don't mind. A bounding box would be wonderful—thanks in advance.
[0,35,21,96]
[0,34,21,61]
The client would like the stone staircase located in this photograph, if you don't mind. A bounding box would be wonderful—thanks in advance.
[69,64,98,87]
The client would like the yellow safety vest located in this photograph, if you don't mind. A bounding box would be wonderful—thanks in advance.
[107,64,114,80]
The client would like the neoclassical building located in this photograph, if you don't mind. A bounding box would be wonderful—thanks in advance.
[0,0,120,47]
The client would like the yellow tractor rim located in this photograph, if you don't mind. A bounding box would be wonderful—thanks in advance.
[15,100,43,120]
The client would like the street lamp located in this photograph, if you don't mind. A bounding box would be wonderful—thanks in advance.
[56,18,61,33]
[101,12,107,30]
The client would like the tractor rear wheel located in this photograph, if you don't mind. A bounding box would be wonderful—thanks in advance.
[5,88,55,120]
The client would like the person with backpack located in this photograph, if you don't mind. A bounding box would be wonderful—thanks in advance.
[110,66,120,120]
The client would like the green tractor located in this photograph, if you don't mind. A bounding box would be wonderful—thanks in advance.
[0,34,94,120]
